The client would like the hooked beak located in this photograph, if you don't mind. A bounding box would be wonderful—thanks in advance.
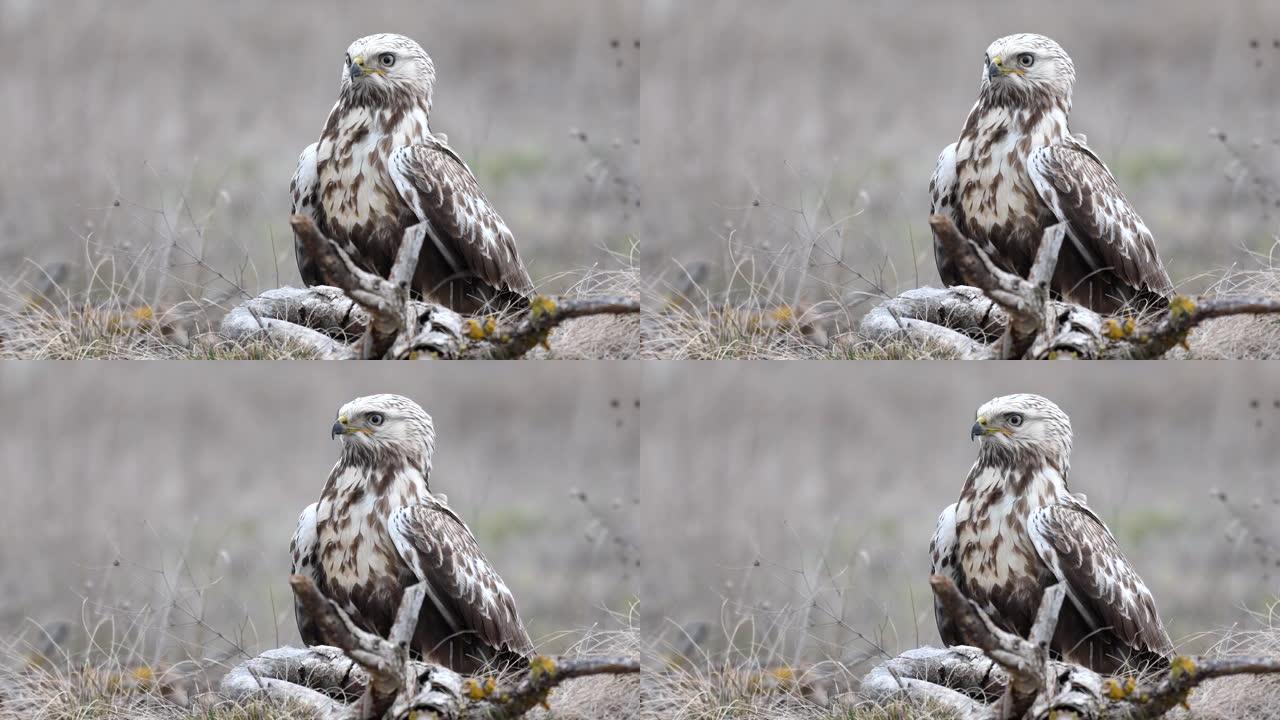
[971,418,987,441]
[331,415,348,439]
[987,56,1024,80]
[349,55,366,78]
[348,55,385,79]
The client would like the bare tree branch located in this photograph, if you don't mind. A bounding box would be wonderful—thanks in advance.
[859,216,1280,359]
[861,578,1280,719]
[462,655,641,720]
[220,576,638,720]
[461,296,641,360]
[218,216,637,359]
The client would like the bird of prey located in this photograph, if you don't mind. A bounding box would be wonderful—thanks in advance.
[291,34,533,314]
[929,394,1172,674]
[290,394,532,674]
[930,34,1173,314]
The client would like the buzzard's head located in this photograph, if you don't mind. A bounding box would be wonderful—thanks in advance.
[978,34,1075,107]
[331,394,436,470]
[970,393,1072,463]
[339,33,437,109]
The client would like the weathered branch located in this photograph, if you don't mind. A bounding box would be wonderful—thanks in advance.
[469,655,642,720]
[219,286,363,359]
[859,646,997,716]
[289,575,409,718]
[290,215,418,359]
[461,296,641,360]
[859,216,1280,359]
[859,286,1005,359]
[859,577,1280,719]
[930,216,1084,359]
[930,576,1062,718]
[1108,296,1280,360]
[218,216,638,359]
[220,576,639,720]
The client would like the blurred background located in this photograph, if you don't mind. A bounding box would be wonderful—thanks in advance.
[0,0,641,307]
[640,363,1280,670]
[639,0,1280,312]
[0,363,640,662]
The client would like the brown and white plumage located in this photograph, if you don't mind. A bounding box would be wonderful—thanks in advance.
[290,394,531,674]
[929,394,1171,674]
[291,34,532,314]
[930,34,1172,314]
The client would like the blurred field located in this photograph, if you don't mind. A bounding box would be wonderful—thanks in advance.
[0,1,641,354]
[0,363,640,668]
[638,363,1280,712]
[638,0,1280,356]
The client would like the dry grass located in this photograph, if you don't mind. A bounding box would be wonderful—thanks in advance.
[639,610,1280,720]
[642,251,1280,359]
[0,236,640,359]
[0,607,639,720]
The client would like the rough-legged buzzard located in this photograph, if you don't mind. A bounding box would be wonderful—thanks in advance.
[291,34,533,314]
[929,394,1172,673]
[290,394,532,673]
[930,34,1172,314]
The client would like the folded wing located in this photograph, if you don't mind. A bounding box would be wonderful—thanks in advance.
[387,500,532,665]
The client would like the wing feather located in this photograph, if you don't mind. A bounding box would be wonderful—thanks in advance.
[290,143,324,287]
[929,502,965,647]
[930,143,965,287]
[1027,498,1172,657]
[388,140,533,295]
[387,500,532,657]
[1027,139,1173,297]
[290,502,323,646]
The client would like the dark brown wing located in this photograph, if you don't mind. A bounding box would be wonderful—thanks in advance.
[388,140,533,311]
[290,143,324,287]
[387,499,532,667]
[929,502,965,647]
[1028,498,1172,665]
[929,142,966,287]
[289,502,324,646]
[1028,139,1172,311]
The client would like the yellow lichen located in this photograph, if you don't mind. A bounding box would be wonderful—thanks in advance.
[1169,295,1196,321]
[529,655,557,680]
[530,296,557,320]
[465,318,497,341]
[769,665,794,683]
[463,678,488,700]
[1170,655,1197,680]
[130,306,155,323]
[130,665,154,684]
[1104,677,1127,699]
[1103,318,1125,340]
[768,305,794,325]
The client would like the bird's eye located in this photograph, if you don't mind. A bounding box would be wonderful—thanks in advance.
[379,53,396,67]
[1007,413,1024,427]
[367,413,384,426]
[1017,53,1035,68]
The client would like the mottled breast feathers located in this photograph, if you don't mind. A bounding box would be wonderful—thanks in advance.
[291,454,530,673]
[930,399,1172,674]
